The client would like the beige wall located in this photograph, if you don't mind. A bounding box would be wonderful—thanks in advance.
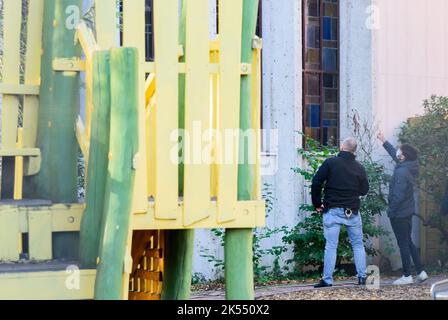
[372,0,448,269]
[373,0,448,140]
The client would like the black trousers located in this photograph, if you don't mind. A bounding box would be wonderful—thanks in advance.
[390,216,423,277]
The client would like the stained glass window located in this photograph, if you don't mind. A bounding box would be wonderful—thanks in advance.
[303,0,339,145]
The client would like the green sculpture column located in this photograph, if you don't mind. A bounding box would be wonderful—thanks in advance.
[79,51,111,268]
[26,0,81,203]
[94,48,139,300]
[161,0,195,300]
[225,0,260,300]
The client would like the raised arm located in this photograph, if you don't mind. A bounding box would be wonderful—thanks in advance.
[377,131,399,164]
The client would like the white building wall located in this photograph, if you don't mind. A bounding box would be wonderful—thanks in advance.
[192,0,303,280]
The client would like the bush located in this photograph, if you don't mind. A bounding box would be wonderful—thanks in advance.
[399,95,448,257]
[284,122,390,275]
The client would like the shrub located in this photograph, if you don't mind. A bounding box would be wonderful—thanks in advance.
[399,95,448,260]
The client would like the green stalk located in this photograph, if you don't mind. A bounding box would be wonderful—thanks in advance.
[94,48,139,300]
[225,0,260,301]
[25,0,81,203]
[79,51,111,268]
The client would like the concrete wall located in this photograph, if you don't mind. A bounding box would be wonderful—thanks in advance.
[192,0,303,280]
[339,0,374,139]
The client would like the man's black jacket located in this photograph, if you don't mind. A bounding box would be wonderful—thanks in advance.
[311,151,369,211]
[383,141,419,218]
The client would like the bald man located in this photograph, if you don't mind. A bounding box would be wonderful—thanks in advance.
[312,138,370,288]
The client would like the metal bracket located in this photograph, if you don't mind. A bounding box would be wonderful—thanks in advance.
[252,36,263,50]
[53,58,86,72]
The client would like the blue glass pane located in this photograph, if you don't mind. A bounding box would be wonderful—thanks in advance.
[323,120,338,127]
[323,17,331,40]
[323,48,337,72]
[311,104,320,128]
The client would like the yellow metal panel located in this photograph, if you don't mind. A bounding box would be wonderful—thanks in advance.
[23,0,44,149]
[216,0,244,223]
[2,0,22,150]
[123,0,149,214]
[28,210,52,261]
[252,45,262,199]
[0,207,20,261]
[95,0,118,49]
[0,270,96,300]
[152,0,179,220]
[132,200,265,231]
[14,129,24,200]
[183,0,212,226]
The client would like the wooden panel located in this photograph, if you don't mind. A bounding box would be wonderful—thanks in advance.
[28,210,52,261]
[210,48,220,198]
[14,129,24,200]
[153,0,179,220]
[183,0,212,226]
[95,0,118,49]
[123,0,149,214]
[252,45,262,199]
[0,270,96,300]
[22,0,44,149]
[134,270,162,281]
[0,207,20,261]
[1,0,22,149]
[216,0,244,223]
[132,199,265,230]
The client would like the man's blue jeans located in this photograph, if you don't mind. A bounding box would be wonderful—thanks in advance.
[323,208,367,285]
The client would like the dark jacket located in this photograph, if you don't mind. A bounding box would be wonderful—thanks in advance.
[383,141,419,218]
[441,180,448,216]
[311,151,369,211]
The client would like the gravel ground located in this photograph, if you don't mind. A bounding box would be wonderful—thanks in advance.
[258,283,433,300]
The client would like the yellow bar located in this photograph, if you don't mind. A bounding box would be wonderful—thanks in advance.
[210,50,220,198]
[152,0,179,220]
[95,0,118,49]
[252,45,262,199]
[183,0,212,226]
[216,0,244,223]
[0,270,96,300]
[145,73,156,109]
[0,149,41,157]
[123,0,149,214]
[0,84,40,95]
[23,0,44,150]
[2,0,22,149]
[14,129,24,201]
[131,200,266,230]
[28,211,52,261]
[0,207,20,261]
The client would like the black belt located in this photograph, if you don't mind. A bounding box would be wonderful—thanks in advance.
[326,207,359,218]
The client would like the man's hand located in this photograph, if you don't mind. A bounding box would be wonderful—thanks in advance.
[315,205,325,213]
[377,131,386,144]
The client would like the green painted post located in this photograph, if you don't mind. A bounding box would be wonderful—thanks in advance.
[79,51,111,268]
[25,0,81,203]
[161,0,195,300]
[94,48,139,300]
[225,0,260,300]
[161,229,195,300]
